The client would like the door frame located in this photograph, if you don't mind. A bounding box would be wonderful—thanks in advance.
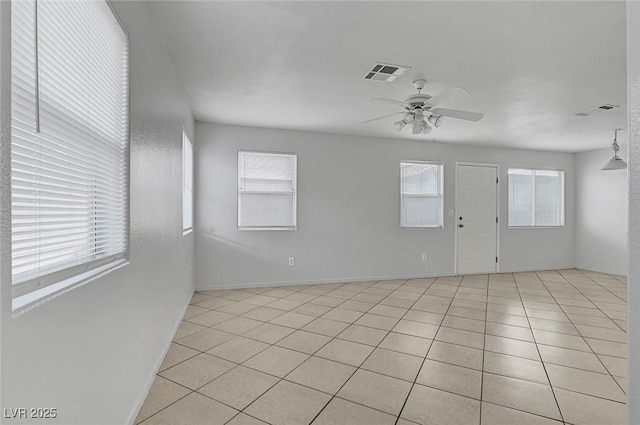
[454,161,501,275]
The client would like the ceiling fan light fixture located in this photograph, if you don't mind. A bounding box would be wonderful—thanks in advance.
[421,122,432,134]
[428,114,443,128]
[601,129,627,171]
[394,120,406,132]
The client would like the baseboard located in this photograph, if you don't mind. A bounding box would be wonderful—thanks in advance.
[195,272,455,291]
[126,290,194,425]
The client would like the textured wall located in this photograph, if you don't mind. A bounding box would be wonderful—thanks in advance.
[0,2,194,424]
[195,122,575,289]
[575,146,628,275]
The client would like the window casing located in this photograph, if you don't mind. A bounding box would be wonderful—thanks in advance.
[508,168,565,227]
[401,161,444,229]
[10,0,129,307]
[238,151,297,230]
[182,131,193,234]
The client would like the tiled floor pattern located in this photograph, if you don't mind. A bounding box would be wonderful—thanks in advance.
[136,269,627,425]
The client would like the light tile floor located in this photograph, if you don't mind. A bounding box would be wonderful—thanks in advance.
[136,269,627,425]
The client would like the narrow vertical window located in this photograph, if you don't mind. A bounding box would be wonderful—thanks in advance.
[401,161,444,228]
[238,151,297,230]
[182,131,193,234]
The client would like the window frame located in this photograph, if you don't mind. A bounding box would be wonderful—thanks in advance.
[400,160,444,229]
[10,0,130,311]
[507,167,565,229]
[182,130,194,235]
[237,150,297,231]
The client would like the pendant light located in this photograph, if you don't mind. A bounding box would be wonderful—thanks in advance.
[601,129,627,171]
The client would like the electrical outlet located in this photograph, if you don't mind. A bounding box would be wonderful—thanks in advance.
[422,253,427,262]
[288,257,295,266]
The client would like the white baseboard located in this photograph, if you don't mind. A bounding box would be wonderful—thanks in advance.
[126,290,193,425]
[195,272,454,291]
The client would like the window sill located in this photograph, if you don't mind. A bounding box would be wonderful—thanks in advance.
[508,226,565,230]
[12,259,129,316]
[183,228,193,236]
[401,226,444,230]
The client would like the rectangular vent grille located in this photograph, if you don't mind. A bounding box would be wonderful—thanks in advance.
[575,104,619,117]
[362,62,410,82]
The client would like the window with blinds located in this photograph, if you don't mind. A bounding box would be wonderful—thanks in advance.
[238,151,297,230]
[183,131,193,233]
[508,168,564,227]
[401,161,444,228]
[11,0,129,302]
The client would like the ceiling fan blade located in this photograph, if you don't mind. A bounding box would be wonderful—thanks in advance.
[369,97,409,107]
[431,108,484,122]
[427,86,469,107]
[361,112,403,124]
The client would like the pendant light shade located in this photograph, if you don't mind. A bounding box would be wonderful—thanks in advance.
[601,129,626,171]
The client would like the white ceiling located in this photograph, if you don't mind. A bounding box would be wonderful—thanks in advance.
[147,1,627,152]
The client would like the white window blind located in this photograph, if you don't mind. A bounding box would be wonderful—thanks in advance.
[508,168,564,227]
[238,151,297,230]
[11,0,129,299]
[182,131,193,233]
[401,162,444,228]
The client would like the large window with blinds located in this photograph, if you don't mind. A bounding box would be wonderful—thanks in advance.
[11,0,129,306]
[401,161,444,228]
[508,168,565,227]
[238,151,297,230]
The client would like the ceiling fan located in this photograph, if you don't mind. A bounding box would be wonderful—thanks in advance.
[362,79,484,135]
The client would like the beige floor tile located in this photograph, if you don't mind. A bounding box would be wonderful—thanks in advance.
[243,346,309,378]
[427,340,483,370]
[435,326,484,349]
[302,317,350,337]
[140,392,236,425]
[554,388,626,425]
[412,300,450,314]
[311,397,396,425]
[361,348,422,381]
[244,380,331,425]
[486,322,534,342]
[173,321,206,340]
[321,308,364,323]
[225,413,269,425]
[525,308,569,322]
[315,338,374,366]
[242,322,295,344]
[393,319,439,339]
[275,330,331,354]
[585,338,626,358]
[401,384,481,425]
[598,354,627,377]
[614,376,627,393]
[442,315,485,333]
[485,315,529,332]
[537,345,607,373]
[183,305,209,319]
[480,402,563,425]
[528,317,579,335]
[266,299,303,311]
[380,296,415,308]
[337,369,412,415]
[575,324,627,343]
[194,297,235,311]
[216,302,259,315]
[206,336,269,364]
[243,294,280,306]
[483,351,548,384]
[160,353,235,390]
[175,328,235,352]
[532,329,591,352]
[242,306,286,322]
[135,376,190,423]
[545,363,626,402]
[354,313,400,330]
[417,359,482,399]
[368,304,408,318]
[159,343,199,372]
[337,324,388,346]
[198,366,278,410]
[309,295,344,307]
[186,310,234,327]
[338,300,375,312]
[286,356,355,394]
[270,311,317,328]
[213,317,263,335]
[378,332,432,357]
[403,309,444,325]
[484,335,540,361]
[482,373,561,420]
[291,303,332,317]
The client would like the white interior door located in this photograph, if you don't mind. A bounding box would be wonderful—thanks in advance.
[456,164,498,275]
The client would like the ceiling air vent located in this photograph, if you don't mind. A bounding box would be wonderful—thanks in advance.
[362,63,410,82]
[575,104,619,117]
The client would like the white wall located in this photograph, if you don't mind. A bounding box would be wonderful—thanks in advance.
[575,146,628,275]
[195,122,575,289]
[0,2,194,424]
